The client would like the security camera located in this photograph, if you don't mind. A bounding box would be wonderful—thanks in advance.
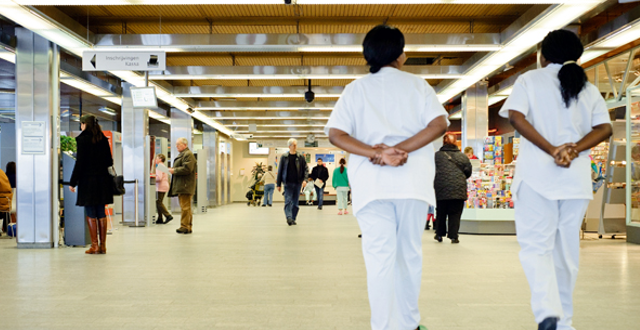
[284,0,292,4]
[305,79,315,103]
[305,90,315,103]
[248,134,254,139]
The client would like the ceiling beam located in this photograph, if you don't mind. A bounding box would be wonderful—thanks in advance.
[94,33,501,53]
[209,110,330,120]
[196,100,335,110]
[151,65,465,81]
[173,85,344,98]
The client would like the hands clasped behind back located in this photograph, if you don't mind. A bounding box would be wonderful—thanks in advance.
[369,143,409,167]
[552,143,579,168]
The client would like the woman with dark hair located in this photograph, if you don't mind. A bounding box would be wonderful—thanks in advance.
[326,25,448,330]
[332,158,350,215]
[500,30,612,330]
[434,134,472,244]
[69,114,114,255]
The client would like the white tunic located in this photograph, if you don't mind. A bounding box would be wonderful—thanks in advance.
[499,64,611,201]
[325,67,449,216]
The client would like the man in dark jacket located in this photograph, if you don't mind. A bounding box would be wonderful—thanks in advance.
[277,138,309,226]
[310,158,330,210]
[169,137,197,234]
[434,134,472,244]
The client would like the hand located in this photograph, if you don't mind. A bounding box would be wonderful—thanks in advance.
[69,186,76,193]
[277,186,281,192]
[369,144,389,165]
[552,143,577,168]
[169,168,174,174]
[318,180,323,184]
[380,147,409,167]
[302,181,307,188]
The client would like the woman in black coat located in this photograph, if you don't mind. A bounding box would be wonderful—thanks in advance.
[69,115,113,255]
[434,134,472,244]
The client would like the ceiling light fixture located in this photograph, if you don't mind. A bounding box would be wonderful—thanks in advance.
[437,3,604,103]
[99,107,117,116]
[13,1,603,5]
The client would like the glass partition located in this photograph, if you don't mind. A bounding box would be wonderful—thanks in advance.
[626,86,640,228]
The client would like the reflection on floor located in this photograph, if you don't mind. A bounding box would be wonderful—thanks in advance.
[0,203,639,330]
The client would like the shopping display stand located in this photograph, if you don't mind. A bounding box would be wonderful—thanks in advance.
[599,122,627,239]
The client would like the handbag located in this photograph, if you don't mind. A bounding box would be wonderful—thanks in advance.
[109,166,126,196]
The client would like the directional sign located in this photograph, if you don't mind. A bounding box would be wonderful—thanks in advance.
[82,51,166,71]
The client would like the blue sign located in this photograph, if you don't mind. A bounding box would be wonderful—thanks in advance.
[315,154,335,163]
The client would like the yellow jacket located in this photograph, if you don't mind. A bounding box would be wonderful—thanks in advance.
[0,169,12,212]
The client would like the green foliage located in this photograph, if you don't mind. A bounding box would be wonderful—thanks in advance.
[251,162,265,181]
[60,135,77,153]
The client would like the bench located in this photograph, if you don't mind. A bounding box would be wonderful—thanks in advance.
[299,192,337,205]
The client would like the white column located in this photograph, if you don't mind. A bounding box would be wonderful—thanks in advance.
[15,28,60,248]
[462,81,489,159]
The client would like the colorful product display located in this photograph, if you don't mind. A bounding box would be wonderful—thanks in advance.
[466,163,515,209]
[483,136,503,165]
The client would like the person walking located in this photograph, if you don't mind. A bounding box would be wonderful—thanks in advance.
[276,138,308,226]
[69,115,113,255]
[326,25,448,330]
[260,165,277,207]
[168,137,197,234]
[332,158,350,215]
[154,154,173,225]
[434,134,472,244]
[310,158,330,210]
[500,30,612,330]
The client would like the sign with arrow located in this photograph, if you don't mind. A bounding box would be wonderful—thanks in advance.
[82,51,166,71]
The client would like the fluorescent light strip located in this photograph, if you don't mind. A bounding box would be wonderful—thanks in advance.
[174,93,341,99]
[251,136,326,139]
[236,130,326,133]
[299,45,502,53]
[582,22,640,63]
[148,110,171,124]
[14,1,604,5]
[196,107,333,111]
[437,3,603,103]
[213,117,330,120]
[227,124,327,127]
[153,74,463,80]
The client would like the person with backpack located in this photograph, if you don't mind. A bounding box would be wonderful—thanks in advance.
[434,134,472,244]
[500,30,612,330]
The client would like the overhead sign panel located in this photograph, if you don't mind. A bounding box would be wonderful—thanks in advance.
[82,51,166,71]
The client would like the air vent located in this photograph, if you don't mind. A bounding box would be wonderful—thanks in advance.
[405,57,436,66]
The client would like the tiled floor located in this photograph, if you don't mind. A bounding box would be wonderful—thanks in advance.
[0,203,639,330]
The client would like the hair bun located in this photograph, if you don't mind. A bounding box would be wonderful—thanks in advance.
[369,66,381,73]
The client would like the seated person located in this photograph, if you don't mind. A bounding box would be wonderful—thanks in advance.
[302,177,316,205]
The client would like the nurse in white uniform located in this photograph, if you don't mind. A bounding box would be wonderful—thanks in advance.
[325,25,449,330]
[499,30,612,330]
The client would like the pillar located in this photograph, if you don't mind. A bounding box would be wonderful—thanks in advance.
[15,28,60,248]
[462,81,489,159]
[203,126,218,207]
[121,82,149,226]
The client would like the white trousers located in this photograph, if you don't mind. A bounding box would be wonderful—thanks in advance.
[515,183,589,330]
[304,190,316,202]
[357,199,428,330]
[336,187,350,210]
